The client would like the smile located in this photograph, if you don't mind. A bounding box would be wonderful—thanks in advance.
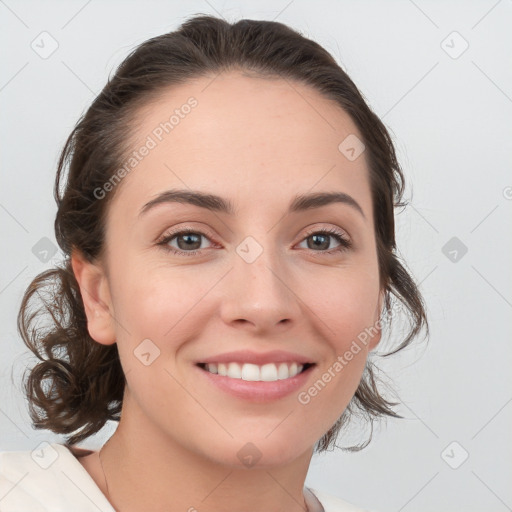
[194,349,316,402]
[197,362,313,382]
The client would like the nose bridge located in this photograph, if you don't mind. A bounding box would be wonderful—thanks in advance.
[220,232,300,328]
[236,233,289,297]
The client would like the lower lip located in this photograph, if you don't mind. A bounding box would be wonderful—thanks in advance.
[195,364,315,402]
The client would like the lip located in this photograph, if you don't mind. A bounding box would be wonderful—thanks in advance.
[195,362,316,402]
[196,350,315,366]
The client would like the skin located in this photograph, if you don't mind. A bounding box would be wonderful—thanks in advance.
[72,71,384,512]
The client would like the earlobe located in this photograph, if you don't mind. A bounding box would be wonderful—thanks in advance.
[71,249,116,346]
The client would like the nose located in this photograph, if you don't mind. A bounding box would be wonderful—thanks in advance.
[218,241,301,333]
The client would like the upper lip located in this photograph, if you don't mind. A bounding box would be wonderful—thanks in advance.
[197,350,315,366]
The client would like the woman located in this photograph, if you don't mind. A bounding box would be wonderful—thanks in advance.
[1,14,428,512]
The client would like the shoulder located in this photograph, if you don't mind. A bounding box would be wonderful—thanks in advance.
[0,442,114,512]
[308,487,377,512]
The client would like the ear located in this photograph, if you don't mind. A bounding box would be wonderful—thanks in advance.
[368,289,386,352]
[71,249,116,346]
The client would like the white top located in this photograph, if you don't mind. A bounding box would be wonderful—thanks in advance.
[0,443,373,512]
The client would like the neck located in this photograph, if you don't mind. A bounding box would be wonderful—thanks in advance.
[100,393,316,512]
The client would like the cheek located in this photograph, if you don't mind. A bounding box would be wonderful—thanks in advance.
[108,270,200,403]
[300,266,380,346]
[294,268,379,404]
[110,262,208,337]
[106,263,227,386]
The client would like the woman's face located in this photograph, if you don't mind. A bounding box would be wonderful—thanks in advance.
[76,71,384,467]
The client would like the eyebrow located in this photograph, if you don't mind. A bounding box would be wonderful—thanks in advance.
[139,189,366,220]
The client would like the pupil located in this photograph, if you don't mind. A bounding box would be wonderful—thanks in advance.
[179,233,200,250]
[310,234,328,250]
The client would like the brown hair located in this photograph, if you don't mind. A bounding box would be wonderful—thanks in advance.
[17,14,429,451]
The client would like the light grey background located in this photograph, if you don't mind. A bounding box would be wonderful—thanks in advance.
[1,1,511,511]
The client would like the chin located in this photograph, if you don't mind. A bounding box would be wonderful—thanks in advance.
[200,436,311,469]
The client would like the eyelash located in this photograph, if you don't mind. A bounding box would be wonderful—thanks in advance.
[156,226,352,258]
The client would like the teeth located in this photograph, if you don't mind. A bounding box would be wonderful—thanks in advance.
[261,363,277,381]
[228,362,242,379]
[241,363,259,381]
[204,362,304,381]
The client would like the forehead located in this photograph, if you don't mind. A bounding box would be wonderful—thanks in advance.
[108,71,372,221]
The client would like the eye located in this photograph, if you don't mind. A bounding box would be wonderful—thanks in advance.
[297,227,352,255]
[156,226,352,257]
[156,228,216,257]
